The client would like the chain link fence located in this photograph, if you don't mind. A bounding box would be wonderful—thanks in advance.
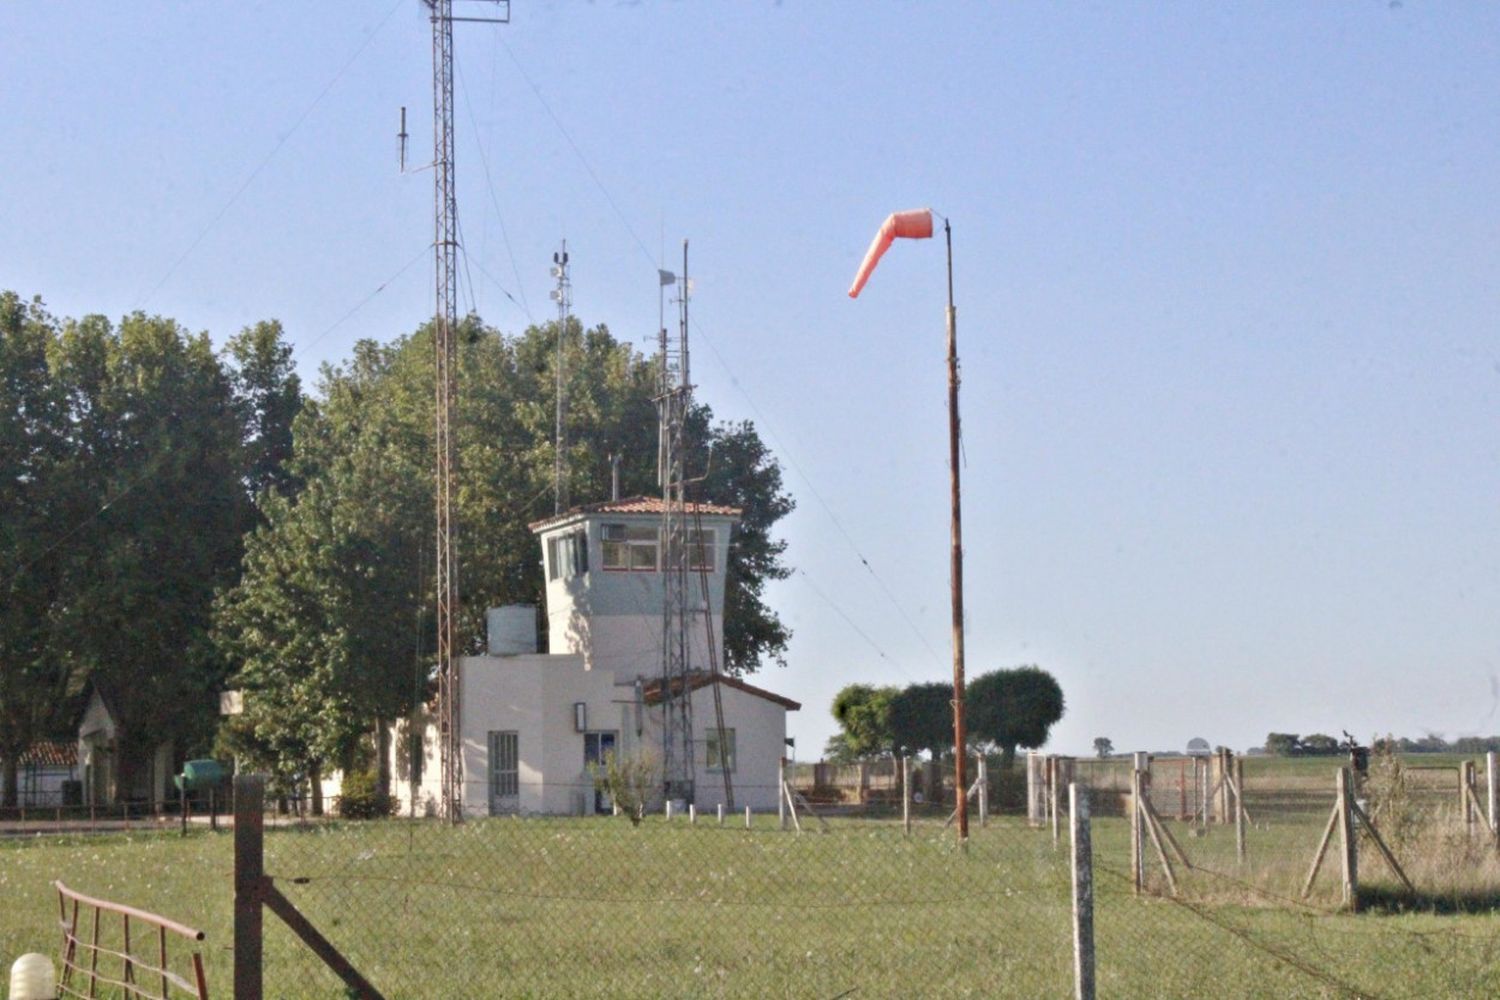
[7,756,1500,997]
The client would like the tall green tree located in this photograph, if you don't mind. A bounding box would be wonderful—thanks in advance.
[0,294,73,805]
[225,320,303,504]
[53,311,249,794]
[889,681,954,759]
[965,666,1065,768]
[830,684,898,759]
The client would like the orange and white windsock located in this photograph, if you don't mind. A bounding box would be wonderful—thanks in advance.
[847,208,935,298]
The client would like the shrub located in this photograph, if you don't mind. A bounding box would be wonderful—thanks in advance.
[589,750,660,826]
[339,771,394,820]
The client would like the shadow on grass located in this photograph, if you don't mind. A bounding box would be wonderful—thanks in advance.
[1358,884,1500,915]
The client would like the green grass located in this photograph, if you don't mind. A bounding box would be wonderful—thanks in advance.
[2,811,1499,998]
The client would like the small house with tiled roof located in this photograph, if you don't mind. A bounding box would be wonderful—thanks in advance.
[0,740,79,808]
[389,496,798,817]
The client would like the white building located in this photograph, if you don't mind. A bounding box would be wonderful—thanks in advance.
[77,683,174,808]
[391,497,798,818]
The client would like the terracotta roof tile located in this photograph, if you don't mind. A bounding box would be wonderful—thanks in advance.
[17,741,77,767]
[643,672,800,712]
[530,495,741,532]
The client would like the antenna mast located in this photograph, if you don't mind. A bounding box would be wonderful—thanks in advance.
[550,241,571,514]
[422,0,509,824]
[658,241,695,805]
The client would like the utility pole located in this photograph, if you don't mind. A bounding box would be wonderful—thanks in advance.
[423,0,509,824]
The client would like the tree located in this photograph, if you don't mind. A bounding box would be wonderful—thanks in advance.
[1264,733,1300,757]
[889,682,954,759]
[1300,733,1340,756]
[0,294,73,805]
[829,684,897,759]
[51,311,249,795]
[965,666,1065,768]
[225,320,303,504]
[1093,737,1114,759]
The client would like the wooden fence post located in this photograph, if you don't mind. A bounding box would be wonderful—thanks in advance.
[1069,783,1095,1000]
[1234,754,1246,864]
[1049,756,1061,847]
[1462,760,1476,837]
[1129,761,1143,894]
[1337,767,1358,911]
[234,774,264,1000]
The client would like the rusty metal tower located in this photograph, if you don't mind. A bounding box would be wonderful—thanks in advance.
[424,0,509,823]
[658,241,695,804]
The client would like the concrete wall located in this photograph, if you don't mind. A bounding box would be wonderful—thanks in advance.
[540,512,734,673]
[388,659,793,817]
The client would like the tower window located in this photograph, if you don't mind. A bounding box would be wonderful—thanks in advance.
[602,523,658,571]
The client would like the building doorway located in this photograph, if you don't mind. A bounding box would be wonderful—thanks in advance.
[582,731,617,814]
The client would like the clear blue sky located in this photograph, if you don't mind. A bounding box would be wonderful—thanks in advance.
[4,2,1498,758]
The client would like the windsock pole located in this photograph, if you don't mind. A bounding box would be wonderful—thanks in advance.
[944,218,969,844]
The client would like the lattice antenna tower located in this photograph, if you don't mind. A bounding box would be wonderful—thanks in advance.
[421,0,509,824]
[658,241,695,804]
[550,241,571,514]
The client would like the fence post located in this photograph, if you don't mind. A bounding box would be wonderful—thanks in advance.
[902,756,912,837]
[1337,767,1358,911]
[1234,754,1246,864]
[1129,765,1142,894]
[1131,752,1148,893]
[977,756,989,828]
[1026,752,1042,826]
[1069,783,1095,1000]
[1463,760,1476,837]
[1488,752,1498,848]
[778,758,787,831]
[1049,756,1061,847]
[234,774,265,1000]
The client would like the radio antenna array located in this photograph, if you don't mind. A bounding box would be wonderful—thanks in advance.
[551,241,571,514]
[658,241,695,805]
[422,0,509,824]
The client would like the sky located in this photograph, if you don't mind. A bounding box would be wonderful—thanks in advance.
[3,1,1498,759]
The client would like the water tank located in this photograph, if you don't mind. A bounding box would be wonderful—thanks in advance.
[486,605,538,655]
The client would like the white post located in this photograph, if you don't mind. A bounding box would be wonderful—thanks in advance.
[902,755,912,837]
[978,756,989,828]
[745,805,751,830]
[778,757,788,831]
[1488,751,1498,848]
[665,800,673,821]
[717,803,725,826]
[689,803,696,825]
[1070,783,1096,1000]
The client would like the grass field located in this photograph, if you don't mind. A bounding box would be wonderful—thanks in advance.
[4,801,1500,999]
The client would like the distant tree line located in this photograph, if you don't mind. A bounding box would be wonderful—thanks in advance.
[1263,732,1500,757]
[825,666,1064,769]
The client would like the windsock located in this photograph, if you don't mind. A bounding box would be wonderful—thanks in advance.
[847,208,935,298]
